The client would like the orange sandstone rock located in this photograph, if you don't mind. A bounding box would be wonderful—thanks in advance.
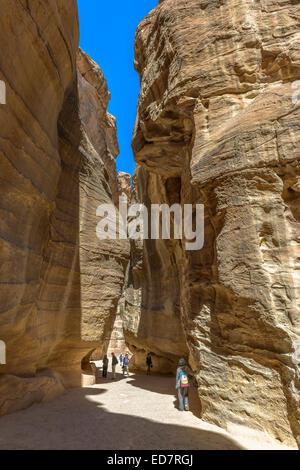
[0,2,129,415]
[124,0,300,447]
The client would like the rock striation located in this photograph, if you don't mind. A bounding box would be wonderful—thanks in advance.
[124,0,300,447]
[123,166,189,374]
[106,297,129,357]
[0,1,129,415]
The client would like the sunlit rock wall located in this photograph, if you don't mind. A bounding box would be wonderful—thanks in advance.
[0,1,129,416]
[125,0,300,447]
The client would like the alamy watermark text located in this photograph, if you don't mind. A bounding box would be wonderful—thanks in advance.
[96,196,204,251]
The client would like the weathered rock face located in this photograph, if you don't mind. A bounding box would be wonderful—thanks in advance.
[125,0,300,447]
[123,166,189,374]
[106,297,129,357]
[77,50,129,365]
[117,171,132,199]
[0,1,128,415]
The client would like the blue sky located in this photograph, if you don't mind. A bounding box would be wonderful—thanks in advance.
[78,0,158,176]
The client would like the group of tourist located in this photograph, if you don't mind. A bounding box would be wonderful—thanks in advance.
[100,351,193,412]
[101,352,130,379]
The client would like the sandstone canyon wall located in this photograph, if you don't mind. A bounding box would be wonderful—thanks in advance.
[0,0,129,416]
[124,0,300,447]
[123,166,189,374]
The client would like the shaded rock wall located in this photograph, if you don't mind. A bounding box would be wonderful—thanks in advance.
[124,0,300,447]
[0,1,129,415]
[77,50,129,362]
[123,166,189,374]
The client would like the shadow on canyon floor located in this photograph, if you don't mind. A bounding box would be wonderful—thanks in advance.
[95,371,129,383]
[0,383,243,450]
[127,374,203,420]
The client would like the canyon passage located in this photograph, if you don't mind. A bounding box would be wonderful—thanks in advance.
[0,0,299,450]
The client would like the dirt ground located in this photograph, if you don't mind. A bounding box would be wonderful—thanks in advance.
[0,366,293,450]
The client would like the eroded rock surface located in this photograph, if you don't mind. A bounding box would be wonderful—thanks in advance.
[0,1,129,415]
[124,0,300,447]
[123,166,189,374]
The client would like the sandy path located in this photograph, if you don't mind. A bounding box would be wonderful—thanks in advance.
[0,368,292,450]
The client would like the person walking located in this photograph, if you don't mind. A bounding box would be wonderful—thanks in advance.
[119,352,124,367]
[102,354,109,378]
[123,353,130,376]
[111,352,118,379]
[176,358,192,411]
[146,353,152,375]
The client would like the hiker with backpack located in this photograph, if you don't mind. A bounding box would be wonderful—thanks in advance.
[176,358,192,411]
[111,352,118,379]
[123,353,130,376]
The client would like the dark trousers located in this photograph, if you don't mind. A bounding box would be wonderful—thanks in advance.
[147,365,151,375]
[102,367,107,378]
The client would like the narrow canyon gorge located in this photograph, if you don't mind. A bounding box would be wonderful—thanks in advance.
[0,0,299,450]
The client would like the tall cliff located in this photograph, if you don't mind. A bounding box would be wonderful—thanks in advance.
[123,166,189,374]
[0,1,129,415]
[124,0,300,447]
